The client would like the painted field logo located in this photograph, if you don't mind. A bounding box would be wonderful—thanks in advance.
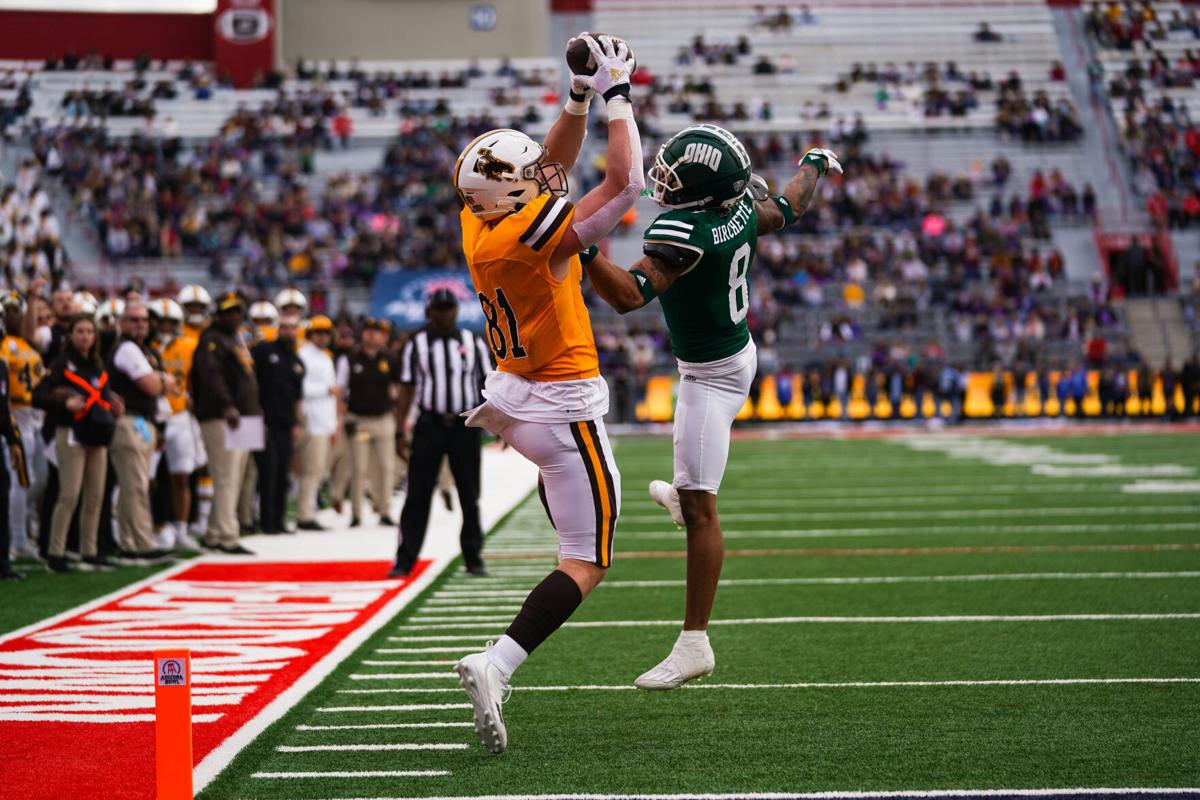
[0,560,428,800]
[158,658,187,687]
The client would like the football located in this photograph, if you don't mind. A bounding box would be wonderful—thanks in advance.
[566,32,637,76]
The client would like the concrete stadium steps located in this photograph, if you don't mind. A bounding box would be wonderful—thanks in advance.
[1125,298,1196,368]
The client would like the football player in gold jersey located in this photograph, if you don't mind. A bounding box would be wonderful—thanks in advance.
[2,291,44,557]
[450,33,643,754]
[156,297,205,551]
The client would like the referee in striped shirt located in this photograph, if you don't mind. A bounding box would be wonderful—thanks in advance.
[390,289,494,578]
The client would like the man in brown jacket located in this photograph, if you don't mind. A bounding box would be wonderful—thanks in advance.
[190,291,261,554]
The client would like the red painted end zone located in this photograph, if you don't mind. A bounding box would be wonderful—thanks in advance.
[0,559,429,800]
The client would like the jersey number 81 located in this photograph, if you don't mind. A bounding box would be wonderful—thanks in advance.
[478,288,527,360]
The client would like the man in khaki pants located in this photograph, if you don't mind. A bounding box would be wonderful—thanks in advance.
[296,315,338,529]
[190,292,262,554]
[108,301,174,561]
[335,318,399,527]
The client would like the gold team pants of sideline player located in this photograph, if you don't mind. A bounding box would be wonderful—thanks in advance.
[348,413,394,520]
[297,432,331,522]
[48,428,107,559]
[110,415,158,553]
[200,420,250,548]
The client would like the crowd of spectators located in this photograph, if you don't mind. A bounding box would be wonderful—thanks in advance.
[26,109,508,287]
[1086,2,1200,228]
[1,159,68,293]
[1086,2,1200,50]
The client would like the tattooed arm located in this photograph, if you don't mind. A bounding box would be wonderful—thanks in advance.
[582,248,696,314]
[754,147,841,235]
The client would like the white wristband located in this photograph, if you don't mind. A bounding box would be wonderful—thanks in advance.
[606,97,634,121]
[565,95,590,116]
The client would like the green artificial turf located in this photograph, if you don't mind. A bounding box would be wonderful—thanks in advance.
[198,431,1200,798]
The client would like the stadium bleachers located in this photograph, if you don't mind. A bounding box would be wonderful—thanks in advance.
[1086,0,1200,228]
[596,0,1072,133]
[2,56,561,140]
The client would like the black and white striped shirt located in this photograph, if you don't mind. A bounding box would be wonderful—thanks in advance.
[400,327,493,415]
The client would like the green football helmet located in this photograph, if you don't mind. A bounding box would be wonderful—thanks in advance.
[647,124,753,210]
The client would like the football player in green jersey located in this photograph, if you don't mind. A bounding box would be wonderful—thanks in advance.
[583,123,840,689]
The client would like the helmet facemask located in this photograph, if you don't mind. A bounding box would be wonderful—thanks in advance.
[648,143,679,206]
[526,153,568,200]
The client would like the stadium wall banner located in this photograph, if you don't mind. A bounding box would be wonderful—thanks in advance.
[370,269,485,333]
[0,10,213,60]
[0,559,432,800]
[213,0,276,88]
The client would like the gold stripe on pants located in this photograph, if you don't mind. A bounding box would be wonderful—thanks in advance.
[200,419,250,547]
[49,428,107,558]
[349,413,395,519]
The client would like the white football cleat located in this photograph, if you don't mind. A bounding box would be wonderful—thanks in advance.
[455,650,510,754]
[648,480,684,528]
[634,635,715,690]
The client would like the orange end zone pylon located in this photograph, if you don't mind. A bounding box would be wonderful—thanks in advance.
[154,648,194,799]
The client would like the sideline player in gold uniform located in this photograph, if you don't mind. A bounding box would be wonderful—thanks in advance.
[155,298,205,551]
[450,33,644,754]
[2,292,44,557]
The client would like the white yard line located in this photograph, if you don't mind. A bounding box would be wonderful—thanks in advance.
[327,677,1200,700]
[348,673,456,680]
[618,483,1178,502]
[1122,481,1200,493]
[314,702,470,712]
[360,660,459,666]
[276,743,467,752]
[391,613,1200,632]
[433,588,531,595]
[386,635,493,642]
[623,494,1198,510]
[296,722,472,731]
[600,572,1200,589]
[619,522,1200,541]
[374,647,481,654]
[618,506,1199,525]
[419,603,525,611]
[408,616,515,624]
[251,769,450,779]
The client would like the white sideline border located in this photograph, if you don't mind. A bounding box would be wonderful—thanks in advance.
[191,445,538,793]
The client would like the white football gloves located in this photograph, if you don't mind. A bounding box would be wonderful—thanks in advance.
[580,34,635,101]
[800,147,843,177]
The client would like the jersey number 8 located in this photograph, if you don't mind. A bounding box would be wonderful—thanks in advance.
[478,288,528,361]
[728,242,751,324]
